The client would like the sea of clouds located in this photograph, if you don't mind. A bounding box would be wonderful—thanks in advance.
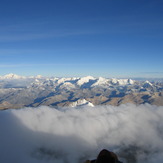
[0,104,163,163]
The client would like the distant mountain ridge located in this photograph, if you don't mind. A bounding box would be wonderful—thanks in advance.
[0,73,43,80]
[0,74,163,110]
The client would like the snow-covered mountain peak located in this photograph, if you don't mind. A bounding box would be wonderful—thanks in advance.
[145,80,152,85]
[35,75,43,79]
[34,79,40,83]
[111,78,119,84]
[1,73,26,79]
[70,99,94,107]
[110,78,134,85]
[143,80,153,87]
[128,79,135,84]
[59,82,76,89]
[98,77,106,81]
[77,76,95,86]
[57,78,72,84]
[92,77,109,87]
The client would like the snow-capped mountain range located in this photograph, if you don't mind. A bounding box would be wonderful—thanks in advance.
[0,73,136,87]
[0,73,43,79]
[0,74,162,110]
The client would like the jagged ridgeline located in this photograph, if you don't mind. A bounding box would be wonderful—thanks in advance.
[0,74,163,110]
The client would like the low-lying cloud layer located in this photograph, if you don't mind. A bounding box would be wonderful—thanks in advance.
[0,104,163,163]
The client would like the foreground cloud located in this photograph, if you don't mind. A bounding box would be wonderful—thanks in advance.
[0,104,163,163]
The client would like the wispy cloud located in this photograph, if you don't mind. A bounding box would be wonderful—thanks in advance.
[0,30,100,42]
[0,19,100,42]
[0,63,93,68]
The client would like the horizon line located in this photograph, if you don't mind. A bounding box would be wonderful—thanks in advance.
[0,73,163,80]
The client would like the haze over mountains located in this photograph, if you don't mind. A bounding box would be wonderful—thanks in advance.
[0,73,163,110]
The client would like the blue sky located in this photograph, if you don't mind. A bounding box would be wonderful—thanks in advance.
[0,0,163,78]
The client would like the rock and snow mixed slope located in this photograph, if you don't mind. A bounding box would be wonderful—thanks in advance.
[0,74,162,109]
[69,99,94,107]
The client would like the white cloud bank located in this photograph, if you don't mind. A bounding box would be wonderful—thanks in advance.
[0,104,163,163]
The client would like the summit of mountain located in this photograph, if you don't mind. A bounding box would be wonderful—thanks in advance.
[69,99,94,107]
[0,73,26,79]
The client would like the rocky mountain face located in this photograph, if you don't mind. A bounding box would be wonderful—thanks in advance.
[0,74,163,110]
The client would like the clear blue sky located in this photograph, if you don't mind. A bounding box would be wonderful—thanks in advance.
[0,0,163,78]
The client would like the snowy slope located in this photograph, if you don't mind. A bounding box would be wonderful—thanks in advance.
[69,99,94,107]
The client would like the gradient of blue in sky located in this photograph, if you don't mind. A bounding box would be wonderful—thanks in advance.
[0,0,163,78]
